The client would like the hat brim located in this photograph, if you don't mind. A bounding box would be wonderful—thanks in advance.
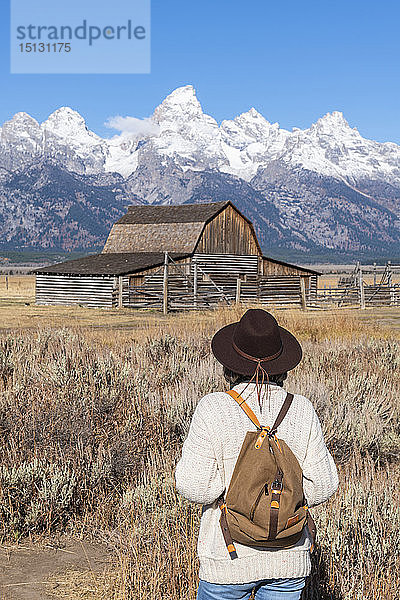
[211,322,302,376]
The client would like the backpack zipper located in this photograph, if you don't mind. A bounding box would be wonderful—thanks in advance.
[250,483,269,521]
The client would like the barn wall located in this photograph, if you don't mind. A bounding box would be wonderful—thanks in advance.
[195,205,260,255]
[192,253,258,279]
[262,257,315,277]
[124,256,191,279]
[36,274,114,308]
[308,274,318,300]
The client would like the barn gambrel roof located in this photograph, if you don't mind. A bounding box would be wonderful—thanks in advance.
[35,252,190,276]
[117,202,230,224]
[102,201,261,255]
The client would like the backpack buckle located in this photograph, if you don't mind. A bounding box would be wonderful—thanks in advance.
[271,471,283,492]
[271,480,283,492]
[255,426,270,449]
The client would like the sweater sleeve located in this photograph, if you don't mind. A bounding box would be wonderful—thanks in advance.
[175,400,224,505]
[302,406,339,508]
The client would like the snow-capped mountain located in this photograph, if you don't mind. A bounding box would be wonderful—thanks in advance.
[0,85,399,257]
[0,107,109,174]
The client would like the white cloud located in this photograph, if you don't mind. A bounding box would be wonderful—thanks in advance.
[105,115,159,138]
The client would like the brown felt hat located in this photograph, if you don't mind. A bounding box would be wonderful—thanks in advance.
[211,309,302,376]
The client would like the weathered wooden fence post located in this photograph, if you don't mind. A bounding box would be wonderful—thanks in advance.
[387,261,393,287]
[193,260,198,309]
[118,276,123,308]
[300,277,307,310]
[387,261,395,306]
[357,263,365,309]
[373,262,377,286]
[163,251,169,315]
[236,278,241,304]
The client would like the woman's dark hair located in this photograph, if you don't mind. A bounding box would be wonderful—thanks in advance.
[223,366,287,387]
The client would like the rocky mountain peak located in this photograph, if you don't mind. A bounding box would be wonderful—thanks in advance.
[152,85,204,123]
[242,107,266,120]
[8,111,40,127]
[233,108,286,137]
[1,112,40,140]
[313,110,351,132]
[43,107,91,138]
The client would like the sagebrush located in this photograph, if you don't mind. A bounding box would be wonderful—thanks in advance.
[0,308,398,600]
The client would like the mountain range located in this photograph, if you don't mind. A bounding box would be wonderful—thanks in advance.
[1,85,399,260]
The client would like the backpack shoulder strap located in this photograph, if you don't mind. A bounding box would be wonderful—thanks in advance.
[270,392,294,435]
[226,390,261,429]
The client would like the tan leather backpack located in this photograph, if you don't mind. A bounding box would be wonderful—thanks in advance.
[218,390,316,559]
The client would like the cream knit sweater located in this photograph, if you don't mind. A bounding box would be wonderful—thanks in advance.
[175,382,339,584]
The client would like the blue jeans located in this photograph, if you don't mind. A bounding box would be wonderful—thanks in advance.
[197,577,306,600]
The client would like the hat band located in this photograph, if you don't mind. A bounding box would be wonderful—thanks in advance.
[232,341,283,363]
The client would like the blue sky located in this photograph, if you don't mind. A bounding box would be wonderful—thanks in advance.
[1,0,400,142]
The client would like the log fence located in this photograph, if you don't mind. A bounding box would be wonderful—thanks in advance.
[123,258,400,312]
[308,262,400,309]
[37,258,400,312]
[122,253,312,311]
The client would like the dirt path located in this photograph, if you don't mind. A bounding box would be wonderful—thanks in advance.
[0,538,110,600]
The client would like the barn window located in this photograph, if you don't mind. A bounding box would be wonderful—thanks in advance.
[129,275,144,286]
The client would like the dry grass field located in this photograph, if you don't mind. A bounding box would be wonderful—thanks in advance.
[0,276,399,600]
[0,275,35,299]
[318,273,400,289]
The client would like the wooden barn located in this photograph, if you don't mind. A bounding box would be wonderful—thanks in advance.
[35,201,319,310]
